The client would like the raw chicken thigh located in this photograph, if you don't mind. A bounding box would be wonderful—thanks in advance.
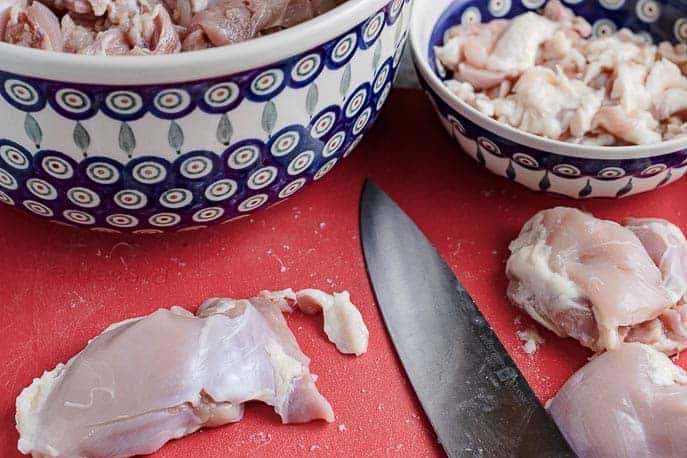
[506,207,674,352]
[548,343,687,458]
[508,208,687,355]
[16,289,367,458]
[436,0,687,144]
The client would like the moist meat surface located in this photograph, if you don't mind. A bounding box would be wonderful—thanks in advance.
[0,0,344,54]
[506,207,687,354]
[548,343,687,458]
[436,0,687,145]
[15,289,368,458]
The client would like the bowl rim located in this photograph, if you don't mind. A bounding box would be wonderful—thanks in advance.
[409,0,687,161]
[0,0,392,85]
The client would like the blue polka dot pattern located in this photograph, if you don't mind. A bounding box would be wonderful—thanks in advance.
[0,76,46,112]
[0,0,412,231]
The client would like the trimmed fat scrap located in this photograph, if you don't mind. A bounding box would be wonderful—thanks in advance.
[16,289,368,458]
[294,289,369,356]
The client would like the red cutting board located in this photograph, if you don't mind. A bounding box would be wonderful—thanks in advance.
[2,89,687,457]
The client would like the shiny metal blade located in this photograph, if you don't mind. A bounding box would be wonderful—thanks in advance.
[359,180,573,457]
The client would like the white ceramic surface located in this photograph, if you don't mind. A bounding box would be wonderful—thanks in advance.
[0,0,412,232]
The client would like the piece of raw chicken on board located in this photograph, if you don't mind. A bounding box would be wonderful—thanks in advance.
[506,207,687,354]
[548,342,687,458]
[16,289,368,458]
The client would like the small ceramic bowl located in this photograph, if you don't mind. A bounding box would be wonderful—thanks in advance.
[410,0,687,199]
[0,0,411,233]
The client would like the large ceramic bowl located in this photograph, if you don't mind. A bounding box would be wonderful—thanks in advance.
[0,0,411,233]
[411,0,687,199]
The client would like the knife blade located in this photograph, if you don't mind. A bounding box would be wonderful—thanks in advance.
[359,180,573,457]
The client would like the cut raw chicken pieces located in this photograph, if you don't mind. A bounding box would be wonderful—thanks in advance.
[506,207,687,354]
[16,289,367,458]
[436,0,687,144]
[548,343,687,458]
[0,0,344,53]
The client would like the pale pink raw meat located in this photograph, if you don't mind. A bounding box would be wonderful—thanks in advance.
[294,289,369,356]
[61,14,95,52]
[2,1,63,51]
[623,304,687,355]
[506,207,674,352]
[64,1,179,55]
[548,343,687,458]
[655,88,687,120]
[126,4,180,54]
[456,63,510,90]
[181,0,338,50]
[249,0,307,32]
[485,12,557,73]
[0,0,25,38]
[15,291,337,458]
[659,41,687,73]
[624,218,687,303]
[543,0,591,38]
[436,20,509,72]
[437,0,687,145]
[592,105,662,144]
[179,26,208,49]
[1,0,342,52]
[665,117,687,140]
[618,218,687,354]
[40,0,94,15]
[182,0,251,48]
[80,27,130,54]
[610,62,651,113]
[645,58,687,98]
[493,66,602,139]
[539,31,587,75]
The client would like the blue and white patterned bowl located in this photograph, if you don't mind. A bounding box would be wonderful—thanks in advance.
[410,0,687,199]
[0,0,411,233]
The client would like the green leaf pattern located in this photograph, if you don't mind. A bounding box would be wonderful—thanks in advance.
[168,121,184,154]
[73,122,90,155]
[24,114,42,148]
[306,83,319,118]
[340,63,352,100]
[261,101,277,135]
[216,113,233,145]
[119,122,136,156]
[372,41,382,72]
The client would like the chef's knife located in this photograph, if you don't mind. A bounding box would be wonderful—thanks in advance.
[359,180,573,457]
